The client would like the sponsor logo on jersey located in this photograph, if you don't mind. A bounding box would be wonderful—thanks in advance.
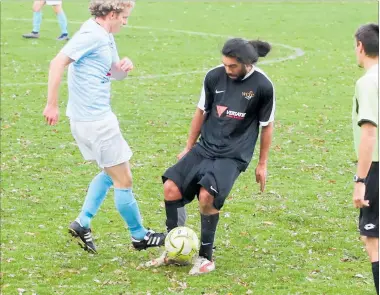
[216,105,246,119]
[242,90,254,100]
[216,105,228,117]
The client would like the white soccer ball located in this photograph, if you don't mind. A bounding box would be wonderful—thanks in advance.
[165,226,199,264]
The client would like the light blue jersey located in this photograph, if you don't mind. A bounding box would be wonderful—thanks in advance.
[61,18,120,121]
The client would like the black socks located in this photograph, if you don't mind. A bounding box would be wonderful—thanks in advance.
[372,261,379,294]
[165,199,186,232]
[199,213,219,261]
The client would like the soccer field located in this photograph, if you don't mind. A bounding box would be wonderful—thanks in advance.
[1,0,378,294]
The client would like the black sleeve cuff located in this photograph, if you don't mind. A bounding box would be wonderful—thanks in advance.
[358,119,378,127]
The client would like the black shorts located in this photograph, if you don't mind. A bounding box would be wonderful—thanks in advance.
[162,145,241,210]
[359,162,379,237]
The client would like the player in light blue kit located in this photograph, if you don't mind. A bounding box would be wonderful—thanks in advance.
[22,0,69,41]
[43,0,165,254]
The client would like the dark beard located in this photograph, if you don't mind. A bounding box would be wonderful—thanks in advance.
[234,67,248,81]
[226,65,249,81]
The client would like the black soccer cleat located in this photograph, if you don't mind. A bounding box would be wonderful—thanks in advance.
[68,220,97,254]
[132,229,166,250]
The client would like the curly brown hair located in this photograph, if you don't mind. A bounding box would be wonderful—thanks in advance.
[89,0,135,17]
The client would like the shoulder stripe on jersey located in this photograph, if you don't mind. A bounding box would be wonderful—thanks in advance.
[255,67,276,126]
[197,64,224,111]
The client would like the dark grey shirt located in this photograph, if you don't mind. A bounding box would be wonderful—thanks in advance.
[196,65,275,171]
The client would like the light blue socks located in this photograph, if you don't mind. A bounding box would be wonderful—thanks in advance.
[114,188,148,240]
[77,172,147,240]
[32,11,42,33]
[56,11,68,35]
[78,171,113,229]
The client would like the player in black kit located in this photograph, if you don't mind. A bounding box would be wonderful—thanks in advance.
[143,38,275,275]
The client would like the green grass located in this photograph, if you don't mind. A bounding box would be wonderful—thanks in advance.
[1,0,378,294]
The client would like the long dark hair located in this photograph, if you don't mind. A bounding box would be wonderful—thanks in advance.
[222,38,271,64]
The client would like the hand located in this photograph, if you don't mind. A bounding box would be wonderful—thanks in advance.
[118,57,134,72]
[177,147,191,160]
[353,182,369,208]
[43,104,59,125]
[255,162,267,192]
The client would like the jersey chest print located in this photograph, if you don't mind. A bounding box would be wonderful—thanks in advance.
[213,86,258,121]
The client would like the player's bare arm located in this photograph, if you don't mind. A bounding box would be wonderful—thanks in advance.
[256,122,274,192]
[177,107,205,160]
[353,122,377,208]
[43,52,73,125]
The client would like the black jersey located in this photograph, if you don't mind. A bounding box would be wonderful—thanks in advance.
[196,65,275,171]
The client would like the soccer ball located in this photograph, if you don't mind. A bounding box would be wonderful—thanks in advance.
[165,226,199,264]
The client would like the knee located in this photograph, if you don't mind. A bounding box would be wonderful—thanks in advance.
[198,190,215,214]
[53,5,63,14]
[104,163,132,188]
[32,1,43,12]
[164,180,181,201]
[32,5,41,12]
[119,177,132,188]
[112,173,132,188]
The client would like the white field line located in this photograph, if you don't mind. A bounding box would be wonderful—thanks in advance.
[2,17,305,87]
